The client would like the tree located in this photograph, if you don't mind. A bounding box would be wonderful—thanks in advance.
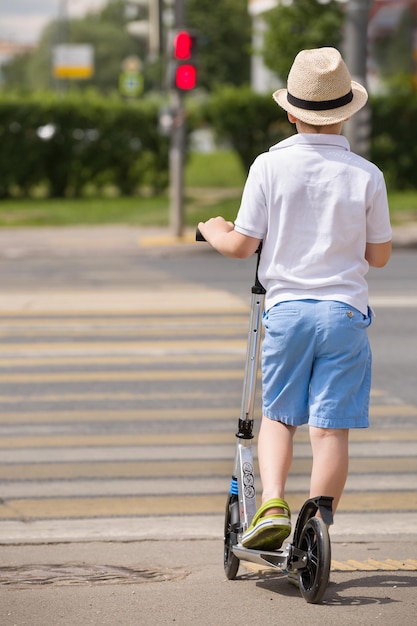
[186,0,252,89]
[1,52,33,93]
[1,0,148,94]
[262,0,344,81]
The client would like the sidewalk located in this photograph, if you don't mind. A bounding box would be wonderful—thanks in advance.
[0,222,415,259]
[1,527,417,626]
[0,225,197,259]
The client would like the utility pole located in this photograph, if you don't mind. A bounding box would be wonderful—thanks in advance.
[343,0,372,158]
[169,0,186,237]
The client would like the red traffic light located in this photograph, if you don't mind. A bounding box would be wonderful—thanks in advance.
[172,30,197,91]
[174,31,193,60]
[175,64,197,90]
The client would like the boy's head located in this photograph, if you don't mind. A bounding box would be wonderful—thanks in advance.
[273,47,368,127]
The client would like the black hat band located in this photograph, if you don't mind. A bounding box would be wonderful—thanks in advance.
[287,89,353,111]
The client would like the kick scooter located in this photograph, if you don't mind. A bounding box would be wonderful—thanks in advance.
[196,228,333,604]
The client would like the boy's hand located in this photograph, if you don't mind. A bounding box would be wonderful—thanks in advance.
[197,217,234,245]
[197,216,260,259]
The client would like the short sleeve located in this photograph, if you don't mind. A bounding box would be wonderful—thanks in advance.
[234,157,268,240]
[366,173,392,244]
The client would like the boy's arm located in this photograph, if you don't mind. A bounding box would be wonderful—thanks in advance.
[365,240,392,267]
[198,217,261,259]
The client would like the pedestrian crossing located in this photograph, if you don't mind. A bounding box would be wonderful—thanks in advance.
[0,309,417,528]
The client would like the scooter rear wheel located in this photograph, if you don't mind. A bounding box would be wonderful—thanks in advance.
[297,516,331,604]
[223,493,240,579]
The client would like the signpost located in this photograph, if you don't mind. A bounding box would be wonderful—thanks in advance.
[52,44,94,80]
[119,56,144,98]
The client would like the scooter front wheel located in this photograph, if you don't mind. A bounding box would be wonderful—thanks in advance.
[223,493,240,579]
[297,516,331,604]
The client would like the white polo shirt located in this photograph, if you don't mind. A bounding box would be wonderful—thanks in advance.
[234,134,392,315]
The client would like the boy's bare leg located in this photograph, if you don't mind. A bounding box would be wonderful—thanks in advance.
[309,426,349,513]
[257,416,297,515]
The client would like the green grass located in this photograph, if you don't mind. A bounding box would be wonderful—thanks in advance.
[386,191,417,224]
[0,196,170,227]
[185,150,245,188]
[0,151,415,228]
[0,193,242,228]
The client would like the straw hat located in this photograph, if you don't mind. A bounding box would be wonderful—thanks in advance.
[273,47,368,126]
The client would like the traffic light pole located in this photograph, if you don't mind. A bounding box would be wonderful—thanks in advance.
[169,90,186,237]
[169,0,186,238]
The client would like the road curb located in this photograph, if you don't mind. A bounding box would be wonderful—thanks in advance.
[1,513,417,545]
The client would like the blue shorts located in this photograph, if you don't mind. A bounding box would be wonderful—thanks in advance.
[262,300,372,429]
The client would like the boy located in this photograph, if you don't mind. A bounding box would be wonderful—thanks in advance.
[198,48,392,551]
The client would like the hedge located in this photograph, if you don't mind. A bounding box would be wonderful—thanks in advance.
[0,91,171,198]
[205,86,417,191]
[203,85,289,173]
[0,88,417,198]
[371,93,417,190]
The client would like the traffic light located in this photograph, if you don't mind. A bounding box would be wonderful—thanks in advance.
[172,30,197,91]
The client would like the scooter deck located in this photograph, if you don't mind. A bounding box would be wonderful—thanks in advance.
[232,543,306,571]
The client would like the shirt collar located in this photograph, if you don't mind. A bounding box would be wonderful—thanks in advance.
[269,133,350,152]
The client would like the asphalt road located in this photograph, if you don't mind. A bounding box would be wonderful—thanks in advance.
[0,243,415,525]
[0,235,416,624]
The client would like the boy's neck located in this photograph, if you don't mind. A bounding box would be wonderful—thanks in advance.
[295,119,343,135]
